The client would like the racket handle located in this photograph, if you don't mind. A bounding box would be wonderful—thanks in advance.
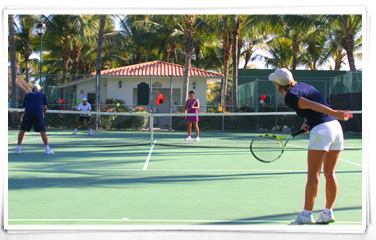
[291,128,306,137]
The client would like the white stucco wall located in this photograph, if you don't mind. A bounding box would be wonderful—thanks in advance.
[75,78,107,104]
[73,76,219,112]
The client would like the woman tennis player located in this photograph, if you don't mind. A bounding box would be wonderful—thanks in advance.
[185,91,200,141]
[269,68,352,225]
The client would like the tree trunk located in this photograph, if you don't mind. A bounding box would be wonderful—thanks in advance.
[292,39,299,70]
[24,55,30,83]
[342,35,357,71]
[165,45,171,62]
[194,42,200,69]
[60,38,71,98]
[243,45,254,69]
[95,15,106,130]
[9,15,20,129]
[182,15,194,103]
[72,44,83,80]
[221,40,232,108]
[334,49,343,70]
[232,16,240,111]
[172,41,177,64]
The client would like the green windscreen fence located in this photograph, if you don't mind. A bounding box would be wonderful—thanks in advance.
[329,72,362,95]
[238,72,362,112]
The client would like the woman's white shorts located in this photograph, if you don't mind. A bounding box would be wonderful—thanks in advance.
[309,120,344,151]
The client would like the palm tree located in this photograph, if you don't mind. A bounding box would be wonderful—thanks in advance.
[80,15,126,73]
[257,37,294,68]
[94,15,106,129]
[138,14,200,102]
[14,15,37,83]
[119,15,160,64]
[332,15,362,71]
[230,15,263,109]
[208,15,235,107]
[42,15,85,85]
[241,16,273,69]
[181,15,196,102]
[190,15,215,69]
[231,15,241,110]
[9,14,20,129]
[300,25,332,70]
[71,15,106,79]
[145,15,185,64]
[270,15,317,69]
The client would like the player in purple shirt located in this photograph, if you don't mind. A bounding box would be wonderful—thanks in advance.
[269,68,352,225]
[185,91,200,141]
[16,84,54,155]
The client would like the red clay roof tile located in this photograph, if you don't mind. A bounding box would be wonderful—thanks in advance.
[98,60,222,77]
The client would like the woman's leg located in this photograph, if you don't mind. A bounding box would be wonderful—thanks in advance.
[187,121,192,137]
[193,121,199,137]
[323,150,340,209]
[304,149,327,211]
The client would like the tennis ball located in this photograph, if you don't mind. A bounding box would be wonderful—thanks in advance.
[116,103,120,107]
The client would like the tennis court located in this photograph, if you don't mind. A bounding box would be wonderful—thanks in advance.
[7,127,362,228]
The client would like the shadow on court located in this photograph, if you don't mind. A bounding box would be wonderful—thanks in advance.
[8,170,361,190]
[201,206,362,225]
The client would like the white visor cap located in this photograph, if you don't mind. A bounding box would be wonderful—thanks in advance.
[268,68,294,86]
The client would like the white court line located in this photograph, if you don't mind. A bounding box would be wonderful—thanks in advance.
[8,168,360,174]
[339,158,362,167]
[143,140,157,170]
[7,218,362,224]
[287,142,362,167]
[8,168,306,172]
[10,137,41,145]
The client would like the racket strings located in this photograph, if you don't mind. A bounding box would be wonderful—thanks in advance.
[251,135,284,162]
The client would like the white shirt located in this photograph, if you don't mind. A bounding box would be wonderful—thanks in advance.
[77,102,91,116]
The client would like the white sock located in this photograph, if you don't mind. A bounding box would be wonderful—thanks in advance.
[17,145,21,150]
[323,208,332,214]
[302,209,312,216]
[45,145,50,150]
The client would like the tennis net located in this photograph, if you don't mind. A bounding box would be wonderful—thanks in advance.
[8,109,362,150]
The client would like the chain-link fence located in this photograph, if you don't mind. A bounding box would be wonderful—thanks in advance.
[8,71,362,113]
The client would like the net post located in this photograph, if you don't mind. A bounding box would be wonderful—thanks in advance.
[95,74,100,131]
[150,113,154,145]
[169,75,173,131]
[149,75,153,145]
[149,76,153,113]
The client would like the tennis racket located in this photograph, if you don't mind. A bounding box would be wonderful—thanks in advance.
[185,99,198,120]
[190,99,198,110]
[250,128,306,163]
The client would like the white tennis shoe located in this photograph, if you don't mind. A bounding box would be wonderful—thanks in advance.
[72,129,77,135]
[195,137,200,141]
[45,149,54,155]
[15,149,21,155]
[290,212,315,225]
[89,129,94,135]
[316,211,335,224]
[185,136,192,141]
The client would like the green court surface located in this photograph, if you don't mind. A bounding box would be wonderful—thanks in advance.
[7,136,362,228]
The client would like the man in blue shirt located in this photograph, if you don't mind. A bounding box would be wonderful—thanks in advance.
[16,84,54,155]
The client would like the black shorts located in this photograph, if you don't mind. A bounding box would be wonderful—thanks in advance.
[20,114,46,132]
[78,115,91,122]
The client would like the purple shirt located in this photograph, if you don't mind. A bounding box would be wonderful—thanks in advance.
[186,99,199,122]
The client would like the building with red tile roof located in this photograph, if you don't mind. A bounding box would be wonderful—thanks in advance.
[58,61,223,118]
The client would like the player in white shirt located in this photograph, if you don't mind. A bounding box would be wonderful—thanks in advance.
[72,98,94,135]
